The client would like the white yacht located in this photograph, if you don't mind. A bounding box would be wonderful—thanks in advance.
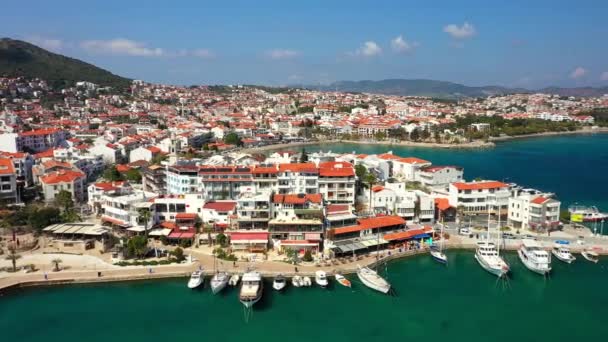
[581,249,600,263]
[210,272,229,294]
[335,274,351,288]
[187,270,204,289]
[475,241,510,278]
[291,275,303,287]
[315,270,328,288]
[518,239,552,275]
[302,276,312,287]
[357,265,391,294]
[228,274,240,286]
[273,275,287,291]
[568,205,608,222]
[239,271,263,309]
[552,242,576,264]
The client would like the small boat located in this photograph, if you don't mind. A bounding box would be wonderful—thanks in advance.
[518,239,552,275]
[239,271,263,309]
[273,274,287,291]
[229,274,240,286]
[315,270,328,288]
[430,245,448,264]
[210,272,229,294]
[357,265,391,294]
[334,274,351,288]
[292,275,303,287]
[302,276,312,287]
[581,249,600,263]
[568,205,608,222]
[187,270,204,289]
[552,242,576,264]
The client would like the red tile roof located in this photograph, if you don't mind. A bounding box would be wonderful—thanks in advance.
[531,196,549,205]
[203,201,237,212]
[434,198,452,211]
[39,170,85,184]
[383,226,433,241]
[229,231,269,241]
[273,193,322,204]
[452,181,508,190]
[398,157,431,165]
[326,204,350,214]
[93,181,126,191]
[319,161,354,177]
[278,163,318,173]
[20,128,61,136]
[175,213,198,219]
[333,215,406,235]
[0,158,16,175]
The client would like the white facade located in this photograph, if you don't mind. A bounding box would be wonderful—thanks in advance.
[508,193,561,230]
[416,166,464,189]
[448,181,511,215]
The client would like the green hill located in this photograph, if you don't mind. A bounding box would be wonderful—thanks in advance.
[0,38,131,90]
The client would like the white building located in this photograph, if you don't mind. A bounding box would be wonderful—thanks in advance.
[508,193,561,230]
[39,170,86,203]
[416,166,464,189]
[448,180,510,215]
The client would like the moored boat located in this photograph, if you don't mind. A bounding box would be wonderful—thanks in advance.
[302,276,312,287]
[581,249,600,263]
[430,245,448,264]
[518,239,552,275]
[210,272,229,294]
[357,265,391,294]
[568,205,608,222]
[292,275,303,287]
[228,274,240,286]
[334,274,351,288]
[475,241,510,278]
[273,274,287,291]
[239,271,263,309]
[187,270,204,289]
[552,241,576,264]
[315,270,328,288]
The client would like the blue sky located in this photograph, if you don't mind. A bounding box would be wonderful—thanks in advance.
[2,0,608,88]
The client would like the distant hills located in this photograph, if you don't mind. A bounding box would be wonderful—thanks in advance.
[310,79,608,99]
[0,38,131,90]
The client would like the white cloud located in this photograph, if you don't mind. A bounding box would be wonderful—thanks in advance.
[600,71,608,81]
[191,49,214,58]
[570,67,587,79]
[443,22,476,39]
[266,49,299,60]
[391,35,418,53]
[25,36,63,52]
[355,41,382,57]
[80,38,164,57]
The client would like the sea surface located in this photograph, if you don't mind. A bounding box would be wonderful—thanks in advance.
[1,251,607,342]
[305,133,608,213]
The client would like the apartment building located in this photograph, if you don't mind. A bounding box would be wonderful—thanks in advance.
[198,166,254,200]
[237,190,272,230]
[142,164,166,194]
[166,164,199,194]
[0,151,34,186]
[0,157,18,203]
[508,193,561,231]
[0,129,68,153]
[100,190,157,229]
[276,163,318,195]
[39,170,87,203]
[448,181,510,215]
[269,193,324,253]
[416,166,464,189]
[318,161,356,204]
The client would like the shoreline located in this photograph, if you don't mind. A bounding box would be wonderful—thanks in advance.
[239,127,608,153]
[2,242,604,294]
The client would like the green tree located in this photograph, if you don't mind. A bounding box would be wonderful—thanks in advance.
[103,165,124,181]
[125,169,142,183]
[126,235,148,259]
[216,233,228,247]
[363,172,377,213]
[224,132,243,147]
[355,164,367,180]
[137,208,152,239]
[300,148,309,163]
[27,207,61,231]
[5,247,21,272]
[302,250,313,262]
[55,190,74,212]
[172,247,186,262]
[51,258,62,272]
[410,129,420,141]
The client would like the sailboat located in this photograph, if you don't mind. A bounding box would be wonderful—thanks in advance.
[430,221,448,264]
[210,254,229,294]
[474,206,510,278]
[357,227,391,294]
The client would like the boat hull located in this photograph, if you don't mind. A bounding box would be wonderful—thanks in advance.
[582,252,599,263]
[187,280,203,289]
[518,249,551,275]
[474,254,508,278]
[357,268,391,294]
[552,250,575,264]
[430,250,448,264]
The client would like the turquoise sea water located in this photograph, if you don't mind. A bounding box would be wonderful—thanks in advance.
[306,133,608,211]
[1,251,607,342]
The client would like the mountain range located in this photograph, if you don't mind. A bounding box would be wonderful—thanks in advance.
[309,79,608,99]
[1,38,607,98]
[0,38,131,89]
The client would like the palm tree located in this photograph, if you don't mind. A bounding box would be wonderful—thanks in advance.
[51,258,63,272]
[456,205,466,225]
[137,208,152,239]
[5,247,21,272]
[363,172,377,215]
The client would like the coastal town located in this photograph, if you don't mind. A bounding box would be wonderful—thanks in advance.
[0,76,607,295]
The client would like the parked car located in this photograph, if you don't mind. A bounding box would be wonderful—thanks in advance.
[502,233,516,239]
[459,227,472,236]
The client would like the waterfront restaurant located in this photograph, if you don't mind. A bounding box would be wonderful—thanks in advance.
[327,215,406,256]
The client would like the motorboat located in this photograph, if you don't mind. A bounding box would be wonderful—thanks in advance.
[315,271,328,288]
[210,272,229,294]
[430,245,448,264]
[518,239,552,275]
[302,276,312,287]
[581,249,600,263]
[228,274,240,286]
[334,274,351,288]
[357,265,391,294]
[568,205,608,222]
[239,271,263,309]
[475,241,510,278]
[187,270,204,289]
[273,275,287,291]
[292,275,303,287]
[552,241,576,264]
